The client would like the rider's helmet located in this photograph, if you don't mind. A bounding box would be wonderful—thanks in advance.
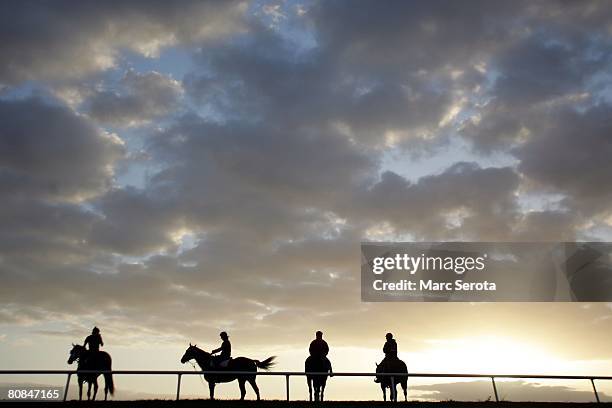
[220,331,228,340]
[385,332,393,340]
[92,327,100,334]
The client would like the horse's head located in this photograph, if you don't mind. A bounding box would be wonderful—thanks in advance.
[181,343,206,364]
[67,343,85,364]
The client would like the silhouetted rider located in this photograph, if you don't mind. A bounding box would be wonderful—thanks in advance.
[309,330,332,374]
[383,332,397,360]
[309,331,329,359]
[375,332,397,383]
[211,331,232,368]
[84,327,104,352]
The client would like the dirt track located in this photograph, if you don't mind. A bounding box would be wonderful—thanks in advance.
[58,400,611,407]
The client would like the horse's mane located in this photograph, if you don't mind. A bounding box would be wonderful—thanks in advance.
[192,345,210,357]
[190,345,211,369]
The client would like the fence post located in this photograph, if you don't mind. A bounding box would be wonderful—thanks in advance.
[176,373,182,401]
[63,373,72,402]
[491,377,499,402]
[285,374,290,401]
[591,379,600,403]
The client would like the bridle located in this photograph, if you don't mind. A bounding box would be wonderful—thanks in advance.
[186,350,207,387]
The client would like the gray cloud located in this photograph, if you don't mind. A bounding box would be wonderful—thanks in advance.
[185,19,458,147]
[88,70,184,127]
[143,116,376,244]
[89,187,184,256]
[0,97,124,201]
[0,0,247,83]
[342,163,520,240]
[515,106,612,217]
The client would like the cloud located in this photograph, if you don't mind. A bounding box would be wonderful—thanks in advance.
[89,187,184,255]
[88,70,184,127]
[184,19,460,148]
[144,116,376,243]
[0,97,124,201]
[515,105,612,216]
[460,36,608,152]
[343,163,520,240]
[0,0,247,83]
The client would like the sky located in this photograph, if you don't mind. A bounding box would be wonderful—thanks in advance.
[2,0,612,402]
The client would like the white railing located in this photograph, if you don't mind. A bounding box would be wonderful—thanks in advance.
[1,370,610,402]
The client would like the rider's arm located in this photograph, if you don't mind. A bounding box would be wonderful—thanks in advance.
[211,346,222,354]
[99,335,104,347]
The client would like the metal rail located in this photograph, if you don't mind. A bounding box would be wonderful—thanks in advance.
[1,370,610,402]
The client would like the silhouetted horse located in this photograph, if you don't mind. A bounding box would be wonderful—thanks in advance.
[376,358,407,402]
[305,356,332,401]
[67,344,114,401]
[180,343,275,400]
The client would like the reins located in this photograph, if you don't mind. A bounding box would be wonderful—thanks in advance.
[189,351,208,387]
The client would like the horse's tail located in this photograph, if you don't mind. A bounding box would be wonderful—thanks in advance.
[255,356,276,370]
[103,353,114,395]
[104,372,115,395]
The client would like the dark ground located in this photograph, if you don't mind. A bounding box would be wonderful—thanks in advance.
[56,401,612,407]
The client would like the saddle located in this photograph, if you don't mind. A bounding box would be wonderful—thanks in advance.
[210,358,232,369]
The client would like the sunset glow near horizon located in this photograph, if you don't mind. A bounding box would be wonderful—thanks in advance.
[2,0,612,402]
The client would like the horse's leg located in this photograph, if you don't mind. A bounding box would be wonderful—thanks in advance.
[314,383,320,402]
[87,381,91,401]
[321,381,326,401]
[248,376,260,401]
[104,373,109,401]
[402,380,407,402]
[208,382,215,400]
[381,384,386,401]
[238,378,247,400]
[308,378,312,401]
[92,378,98,401]
[392,381,397,402]
[78,379,83,401]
